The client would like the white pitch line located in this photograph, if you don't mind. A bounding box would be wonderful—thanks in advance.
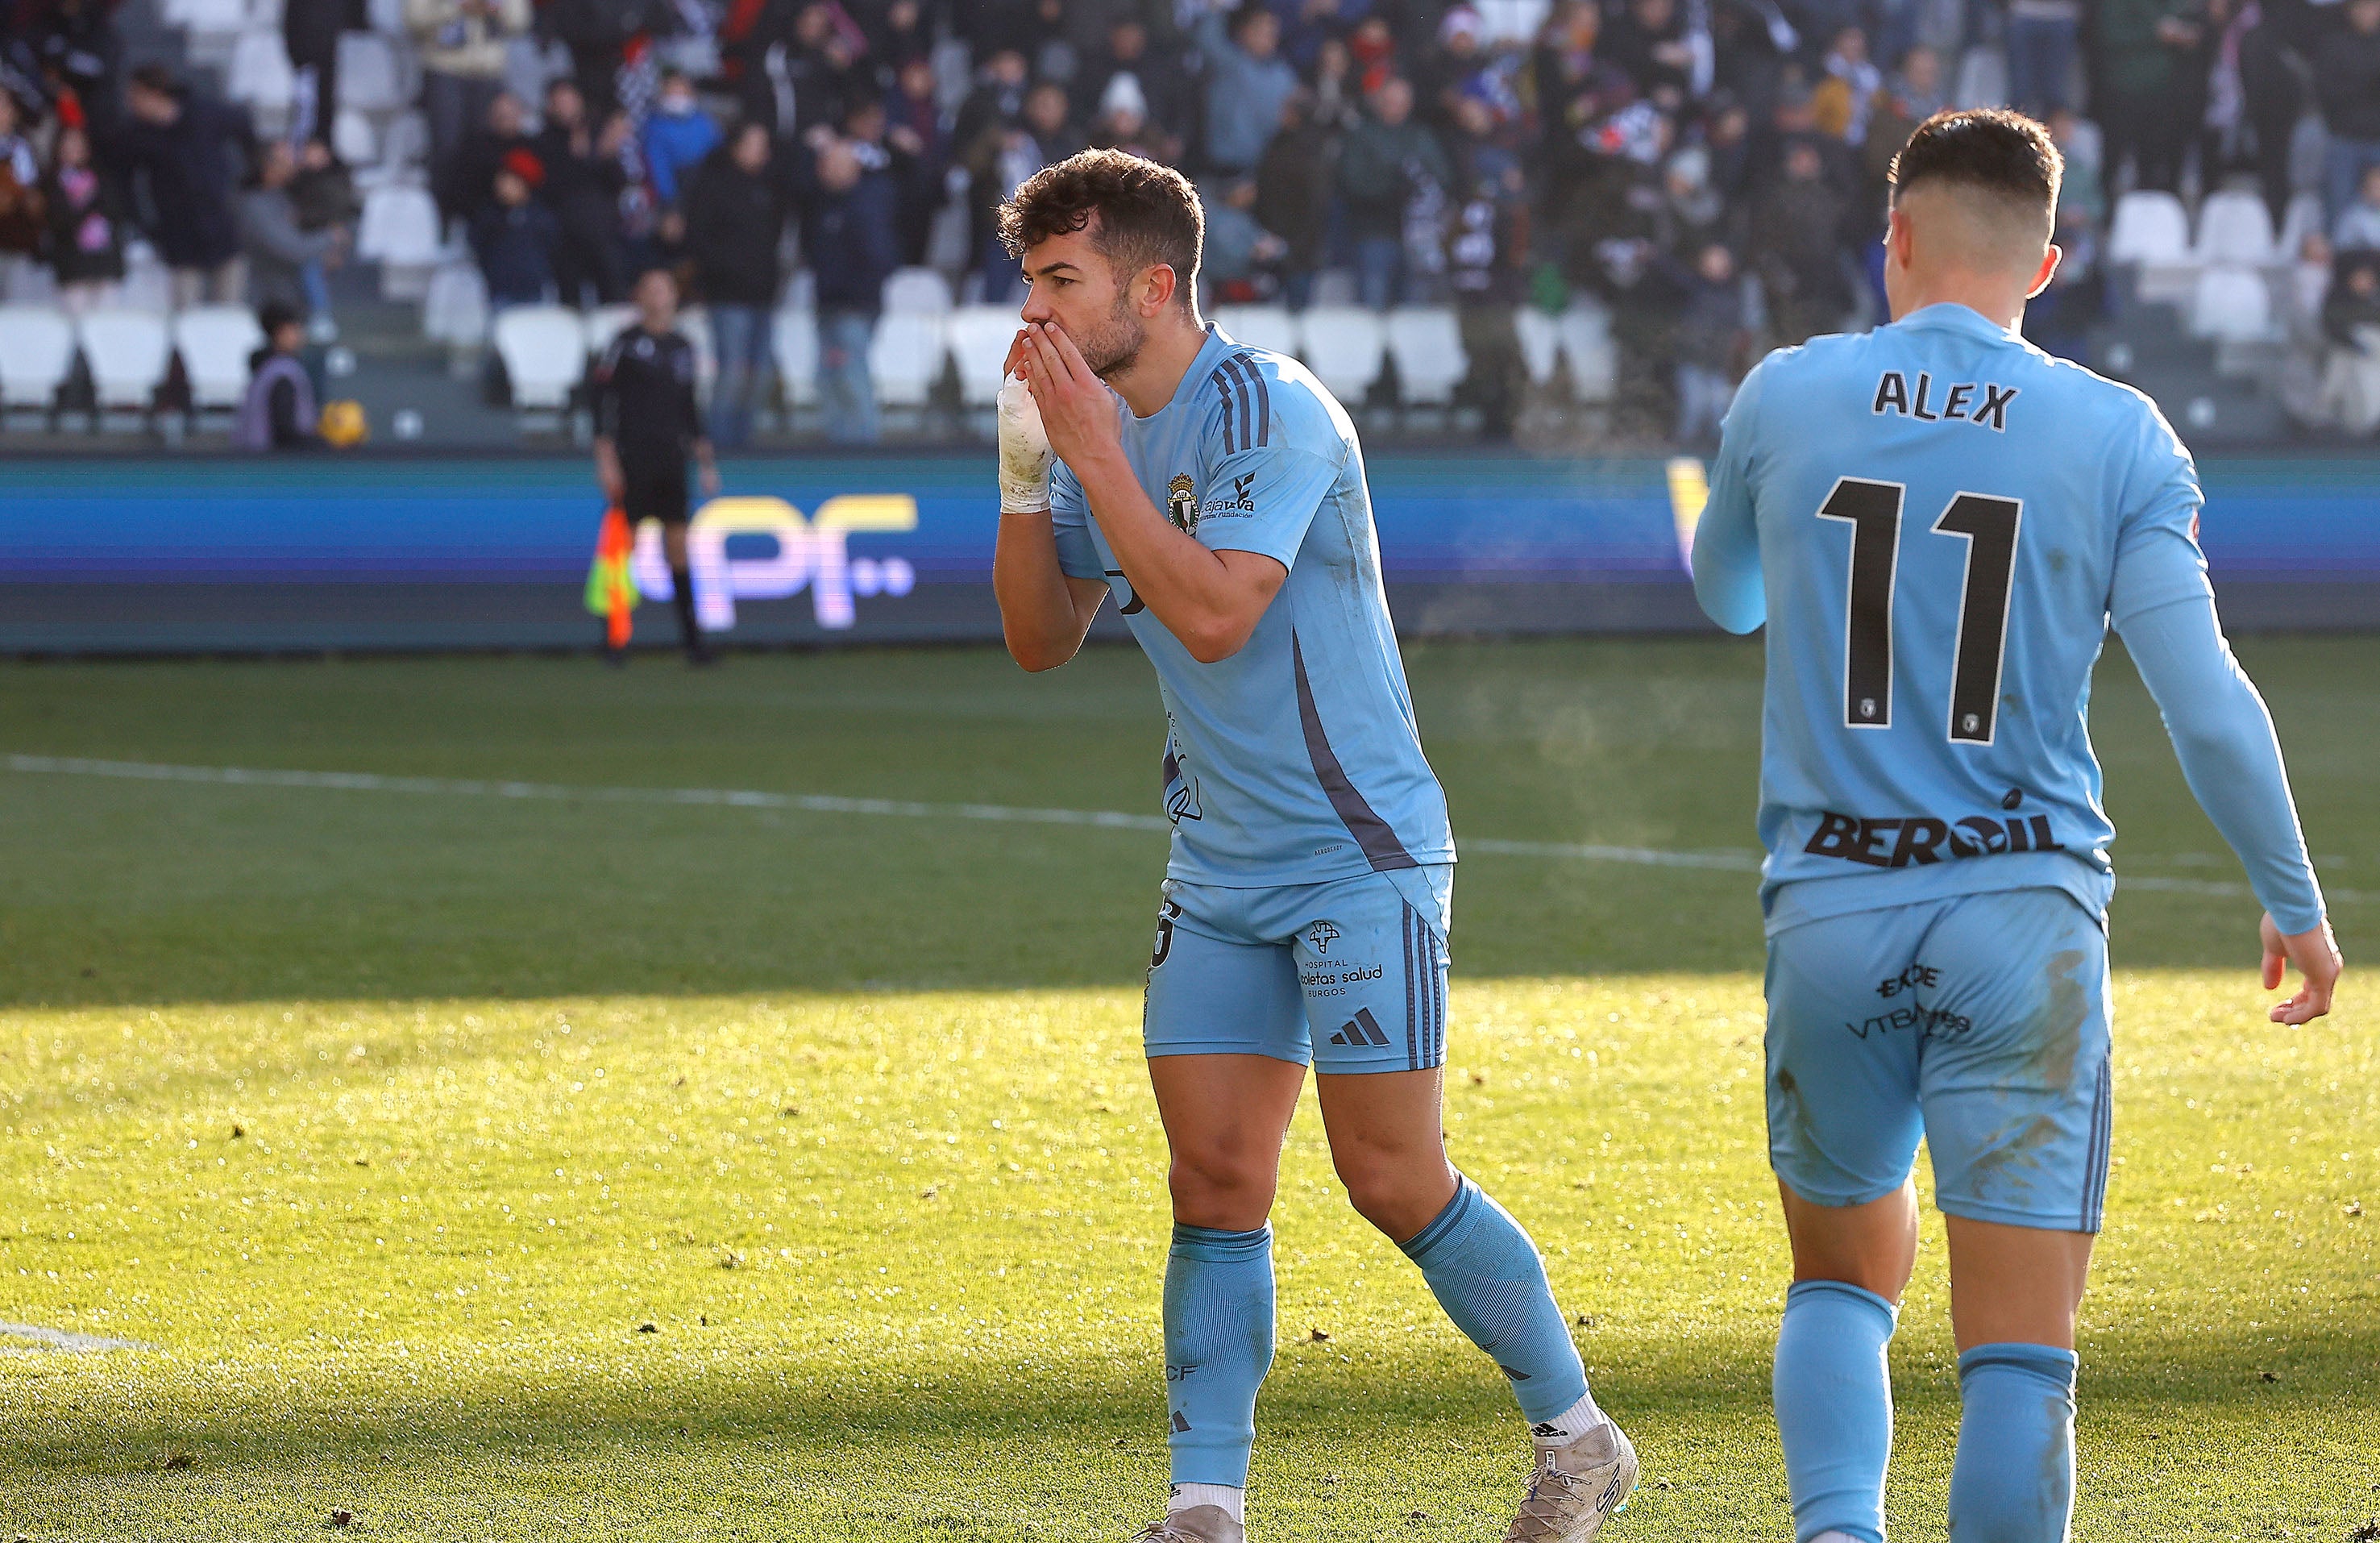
[2,752,2362,900]
[1466,838,1759,871]
[0,1321,152,1353]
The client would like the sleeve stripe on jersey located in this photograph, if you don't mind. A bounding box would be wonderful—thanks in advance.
[1290,630,1418,872]
[1211,364,1238,455]
[1222,355,1252,451]
[1218,353,1271,449]
[1243,356,1271,447]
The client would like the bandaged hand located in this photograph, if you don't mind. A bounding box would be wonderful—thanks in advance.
[997,374,1053,514]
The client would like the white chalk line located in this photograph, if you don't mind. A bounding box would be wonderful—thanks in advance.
[0,1320,152,1353]
[3,753,2361,901]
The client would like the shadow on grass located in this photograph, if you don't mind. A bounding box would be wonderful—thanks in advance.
[8,1316,2377,1484]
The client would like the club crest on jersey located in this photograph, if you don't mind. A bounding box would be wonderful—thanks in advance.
[1166,473,1198,533]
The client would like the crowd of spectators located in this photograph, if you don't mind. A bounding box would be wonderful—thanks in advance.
[8,0,2380,441]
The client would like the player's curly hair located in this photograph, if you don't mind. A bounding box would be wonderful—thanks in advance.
[997,148,1203,307]
[1888,109,2063,234]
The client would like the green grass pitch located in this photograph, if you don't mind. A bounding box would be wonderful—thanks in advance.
[0,636,2374,1541]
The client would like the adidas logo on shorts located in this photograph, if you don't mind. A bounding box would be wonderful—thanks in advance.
[1327,1009,1391,1047]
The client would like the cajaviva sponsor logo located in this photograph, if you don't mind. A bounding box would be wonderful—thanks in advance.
[631,494,918,631]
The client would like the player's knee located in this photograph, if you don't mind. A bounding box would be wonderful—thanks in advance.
[1167,1147,1276,1229]
[1335,1155,1454,1239]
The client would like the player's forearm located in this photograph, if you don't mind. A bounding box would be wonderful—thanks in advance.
[993,512,1086,671]
[1073,450,1257,662]
[2120,597,2326,934]
[1688,487,1764,633]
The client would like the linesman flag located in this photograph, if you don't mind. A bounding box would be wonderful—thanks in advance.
[584,505,638,647]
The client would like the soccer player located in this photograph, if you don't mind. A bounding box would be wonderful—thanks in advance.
[589,265,721,665]
[1690,110,2343,1542]
[990,149,1638,1543]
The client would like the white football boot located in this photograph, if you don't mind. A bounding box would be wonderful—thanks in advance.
[1503,1417,1639,1542]
[1128,1503,1244,1543]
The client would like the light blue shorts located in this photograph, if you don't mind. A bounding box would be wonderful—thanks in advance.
[1143,865,1453,1075]
[1764,886,2114,1233]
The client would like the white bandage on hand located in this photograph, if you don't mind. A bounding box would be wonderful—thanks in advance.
[996,374,1054,514]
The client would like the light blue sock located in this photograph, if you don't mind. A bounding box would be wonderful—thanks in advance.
[1163,1223,1275,1487]
[1398,1176,1589,1424]
[1949,1342,2079,1543]
[1774,1279,1898,1543]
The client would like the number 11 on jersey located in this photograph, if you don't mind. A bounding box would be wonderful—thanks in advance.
[1817,477,2023,746]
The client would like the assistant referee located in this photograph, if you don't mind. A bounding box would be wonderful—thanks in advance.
[590,266,721,664]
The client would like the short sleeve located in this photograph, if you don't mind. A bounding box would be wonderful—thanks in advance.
[2107,397,2214,627]
[1049,460,1103,580]
[1192,445,1340,571]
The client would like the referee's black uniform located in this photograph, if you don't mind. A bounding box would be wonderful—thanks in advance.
[590,322,707,655]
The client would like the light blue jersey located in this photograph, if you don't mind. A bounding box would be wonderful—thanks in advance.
[1051,323,1454,886]
[1693,302,2323,935]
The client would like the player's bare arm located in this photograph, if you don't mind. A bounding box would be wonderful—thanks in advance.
[993,515,1107,671]
[990,336,1107,670]
[1020,318,1286,663]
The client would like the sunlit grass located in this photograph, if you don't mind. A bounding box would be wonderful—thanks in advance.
[3,971,2372,1540]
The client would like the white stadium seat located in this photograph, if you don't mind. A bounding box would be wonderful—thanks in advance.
[1294,306,1385,403]
[677,303,717,400]
[421,261,488,346]
[1558,302,1618,402]
[172,306,267,412]
[2320,322,2380,435]
[177,0,247,34]
[2190,266,2275,342]
[355,184,440,264]
[945,304,1019,408]
[1385,306,1466,405]
[77,309,173,418]
[869,311,947,406]
[1514,306,1560,386]
[2195,189,2277,266]
[2278,191,2328,260]
[2107,189,2203,302]
[337,31,410,114]
[0,306,76,419]
[581,303,638,356]
[226,28,297,114]
[492,305,588,411]
[771,309,819,406]
[1472,0,1550,45]
[2108,190,2192,265]
[331,108,377,166]
[1211,303,1298,358]
[377,110,430,172]
[881,266,953,314]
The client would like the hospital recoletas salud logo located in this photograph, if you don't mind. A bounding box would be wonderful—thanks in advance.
[1167,473,1198,533]
[631,494,917,632]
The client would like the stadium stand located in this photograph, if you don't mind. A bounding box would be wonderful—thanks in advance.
[491,305,584,422]
[1295,306,1387,405]
[77,310,174,427]
[1385,307,1468,408]
[0,306,77,426]
[945,305,1020,410]
[0,0,2374,446]
[173,306,268,415]
[1209,304,1299,360]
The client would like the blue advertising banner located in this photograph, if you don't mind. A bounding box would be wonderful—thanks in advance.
[0,453,2370,651]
